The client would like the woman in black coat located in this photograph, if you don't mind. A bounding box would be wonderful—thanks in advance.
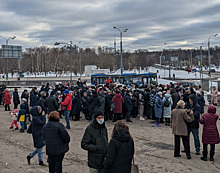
[104,120,134,173]
[27,106,47,166]
[43,111,70,173]
[70,92,82,121]
[13,88,20,109]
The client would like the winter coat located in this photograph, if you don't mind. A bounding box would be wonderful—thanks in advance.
[163,94,173,118]
[171,89,180,110]
[104,129,134,173]
[39,97,47,112]
[185,94,201,129]
[197,94,205,114]
[211,89,218,104]
[124,94,132,111]
[112,93,124,113]
[46,96,59,114]
[30,93,40,107]
[13,92,20,105]
[171,107,194,136]
[30,106,46,148]
[4,90,11,105]
[200,105,220,144]
[154,94,163,118]
[21,92,29,102]
[43,119,70,156]
[105,94,112,111]
[99,94,105,113]
[81,119,108,169]
[70,94,81,116]
[88,94,101,116]
[61,93,72,111]
[17,104,26,122]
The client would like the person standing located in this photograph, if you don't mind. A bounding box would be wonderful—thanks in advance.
[124,91,133,122]
[104,120,134,173]
[13,88,20,109]
[61,90,72,129]
[39,91,47,113]
[163,90,173,126]
[4,89,11,111]
[185,94,201,155]
[211,86,218,106]
[43,111,70,172]
[112,91,124,122]
[154,92,163,127]
[21,89,29,103]
[70,91,81,121]
[105,90,113,121]
[45,91,59,114]
[171,100,194,159]
[139,90,145,121]
[27,106,47,166]
[200,105,220,161]
[171,88,180,110]
[81,110,108,173]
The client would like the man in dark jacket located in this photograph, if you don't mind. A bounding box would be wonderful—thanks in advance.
[45,91,59,114]
[81,110,108,173]
[70,91,81,121]
[43,111,70,173]
[88,90,100,118]
[39,91,47,113]
[13,88,20,109]
[21,89,29,103]
[30,91,40,107]
[105,90,113,121]
[124,91,133,122]
[171,88,180,110]
[185,94,201,155]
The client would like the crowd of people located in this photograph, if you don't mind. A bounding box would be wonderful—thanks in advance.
[0,78,220,173]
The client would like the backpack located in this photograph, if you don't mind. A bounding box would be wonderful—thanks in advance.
[164,96,170,107]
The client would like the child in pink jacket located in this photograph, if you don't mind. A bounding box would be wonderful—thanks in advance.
[9,109,19,130]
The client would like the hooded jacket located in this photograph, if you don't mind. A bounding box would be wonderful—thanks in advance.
[13,91,20,105]
[4,90,11,105]
[81,119,108,169]
[154,94,163,118]
[112,93,124,113]
[200,105,220,144]
[104,129,134,173]
[61,93,72,111]
[185,94,201,129]
[30,106,46,148]
[17,104,26,122]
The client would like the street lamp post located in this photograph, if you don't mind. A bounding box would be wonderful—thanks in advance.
[208,34,218,77]
[113,27,128,74]
[0,35,16,80]
[75,42,82,78]
[164,43,171,79]
[54,41,73,84]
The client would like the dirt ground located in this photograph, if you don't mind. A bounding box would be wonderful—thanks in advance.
[0,105,220,173]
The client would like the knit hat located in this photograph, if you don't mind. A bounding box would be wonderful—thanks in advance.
[64,89,69,94]
[94,110,104,119]
[14,109,18,113]
[177,100,185,107]
[21,98,27,102]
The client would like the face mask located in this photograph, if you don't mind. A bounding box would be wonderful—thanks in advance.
[97,119,104,125]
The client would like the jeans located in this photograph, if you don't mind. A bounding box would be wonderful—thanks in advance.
[29,148,43,161]
[20,122,25,130]
[48,153,65,173]
[64,110,70,128]
[126,110,131,121]
[188,128,200,153]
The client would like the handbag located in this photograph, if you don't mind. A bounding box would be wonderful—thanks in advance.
[131,156,139,173]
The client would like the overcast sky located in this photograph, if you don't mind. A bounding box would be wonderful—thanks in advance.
[0,0,220,51]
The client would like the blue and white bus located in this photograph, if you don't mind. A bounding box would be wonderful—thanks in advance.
[91,73,157,85]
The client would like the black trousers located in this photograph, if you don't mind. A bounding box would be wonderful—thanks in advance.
[113,113,122,121]
[5,104,10,111]
[203,144,215,157]
[48,153,65,173]
[174,135,190,157]
[14,103,19,109]
[104,108,112,120]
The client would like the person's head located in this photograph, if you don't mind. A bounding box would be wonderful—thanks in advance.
[50,91,55,96]
[94,110,104,125]
[48,111,60,121]
[21,98,27,103]
[83,92,87,97]
[166,90,170,94]
[189,98,193,105]
[213,86,216,90]
[196,90,200,96]
[177,100,185,108]
[40,91,46,97]
[158,91,162,97]
[64,89,69,96]
[24,89,27,93]
[111,120,131,139]
[14,88,18,92]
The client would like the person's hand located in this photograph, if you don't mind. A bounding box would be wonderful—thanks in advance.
[190,110,193,115]
[186,109,190,112]
[42,111,45,115]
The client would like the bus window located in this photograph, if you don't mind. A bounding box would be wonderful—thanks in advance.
[115,77,119,82]
[133,77,139,83]
[119,77,124,84]
[142,77,147,85]
[152,76,157,84]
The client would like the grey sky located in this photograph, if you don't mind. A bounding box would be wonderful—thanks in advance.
[0,0,220,51]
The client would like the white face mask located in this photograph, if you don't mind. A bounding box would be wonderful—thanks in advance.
[97,119,104,125]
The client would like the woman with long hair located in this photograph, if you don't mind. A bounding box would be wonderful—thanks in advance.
[104,120,134,173]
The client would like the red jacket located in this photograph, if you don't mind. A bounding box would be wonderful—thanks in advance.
[112,93,124,113]
[4,90,11,105]
[106,79,112,87]
[200,105,220,144]
[61,93,72,111]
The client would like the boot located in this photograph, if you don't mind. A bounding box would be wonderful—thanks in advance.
[200,151,207,161]
[27,154,31,165]
[39,161,47,166]
[210,152,215,161]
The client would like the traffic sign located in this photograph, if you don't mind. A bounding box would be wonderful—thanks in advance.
[1,45,22,58]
